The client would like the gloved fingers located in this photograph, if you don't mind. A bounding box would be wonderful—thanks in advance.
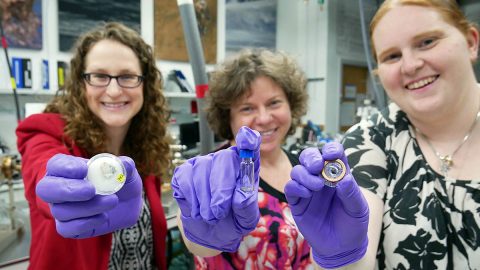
[118,156,138,184]
[191,154,216,224]
[171,160,196,218]
[231,126,262,195]
[284,179,313,204]
[336,174,369,218]
[321,142,350,171]
[209,148,238,220]
[232,181,260,231]
[51,195,118,221]
[234,126,261,162]
[291,164,324,192]
[231,130,261,229]
[55,213,108,238]
[299,147,325,175]
[284,179,314,216]
[116,156,142,199]
[46,154,88,178]
[234,126,261,152]
[36,176,96,203]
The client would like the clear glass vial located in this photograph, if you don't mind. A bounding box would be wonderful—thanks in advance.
[321,159,346,188]
[86,153,126,195]
[239,149,254,192]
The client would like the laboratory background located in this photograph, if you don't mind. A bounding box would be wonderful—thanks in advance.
[0,0,478,269]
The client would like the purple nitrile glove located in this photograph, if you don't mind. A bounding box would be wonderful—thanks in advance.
[284,142,369,269]
[171,126,261,252]
[36,154,143,238]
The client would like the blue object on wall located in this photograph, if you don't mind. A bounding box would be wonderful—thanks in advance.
[42,60,49,90]
[12,57,32,89]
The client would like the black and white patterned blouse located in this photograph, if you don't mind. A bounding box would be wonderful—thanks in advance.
[342,103,480,270]
[108,192,155,270]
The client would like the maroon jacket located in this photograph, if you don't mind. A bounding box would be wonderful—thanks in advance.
[16,113,167,270]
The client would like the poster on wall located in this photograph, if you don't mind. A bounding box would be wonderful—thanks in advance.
[0,0,43,50]
[154,0,217,64]
[58,0,140,52]
[225,0,277,55]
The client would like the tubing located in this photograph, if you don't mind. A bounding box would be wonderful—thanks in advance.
[177,0,215,154]
[358,0,387,109]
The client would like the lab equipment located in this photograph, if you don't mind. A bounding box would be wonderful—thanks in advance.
[356,98,379,122]
[322,159,346,187]
[177,0,215,154]
[239,149,254,192]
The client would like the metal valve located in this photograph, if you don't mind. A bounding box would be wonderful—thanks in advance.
[1,155,22,230]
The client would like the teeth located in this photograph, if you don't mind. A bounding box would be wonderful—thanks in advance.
[260,129,274,136]
[406,76,437,90]
[103,102,126,108]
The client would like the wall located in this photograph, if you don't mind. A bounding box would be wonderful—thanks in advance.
[0,0,382,151]
[277,0,331,132]
[276,0,381,134]
[0,0,225,94]
[142,0,226,88]
[0,0,226,152]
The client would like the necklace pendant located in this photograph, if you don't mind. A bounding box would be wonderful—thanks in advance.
[439,155,453,168]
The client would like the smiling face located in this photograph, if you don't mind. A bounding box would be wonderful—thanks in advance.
[372,5,479,116]
[84,39,144,134]
[230,76,292,155]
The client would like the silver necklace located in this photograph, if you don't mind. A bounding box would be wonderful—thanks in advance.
[417,111,480,179]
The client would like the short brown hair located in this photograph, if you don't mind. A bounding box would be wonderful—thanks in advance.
[44,22,171,177]
[206,49,308,140]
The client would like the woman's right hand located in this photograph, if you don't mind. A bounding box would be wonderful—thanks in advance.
[171,126,261,252]
[284,143,369,269]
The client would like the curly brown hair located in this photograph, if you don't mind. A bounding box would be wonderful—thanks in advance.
[44,22,171,177]
[205,48,308,140]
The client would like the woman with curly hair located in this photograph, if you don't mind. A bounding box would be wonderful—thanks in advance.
[172,48,314,269]
[16,22,171,270]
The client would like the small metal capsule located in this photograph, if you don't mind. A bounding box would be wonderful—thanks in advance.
[321,159,346,187]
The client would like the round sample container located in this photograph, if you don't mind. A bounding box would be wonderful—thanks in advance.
[321,159,346,187]
[86,153,126,195]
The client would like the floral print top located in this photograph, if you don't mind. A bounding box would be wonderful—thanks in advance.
[194,151,313,270]
[342,103,480,270]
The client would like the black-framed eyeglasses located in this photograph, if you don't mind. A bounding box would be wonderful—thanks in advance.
[82,73,144,88]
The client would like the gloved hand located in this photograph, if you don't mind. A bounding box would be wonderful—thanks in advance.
[36,154,143,238]
[171,126,261,252]
[284,142,369,269]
